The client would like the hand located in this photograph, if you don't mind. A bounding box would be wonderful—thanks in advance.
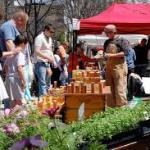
[12,47,22,55]
[105,53,113,58]
[47,57,54,63]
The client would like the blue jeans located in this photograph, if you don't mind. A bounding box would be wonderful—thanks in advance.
[24,64,32,100]
[35,62,51,97]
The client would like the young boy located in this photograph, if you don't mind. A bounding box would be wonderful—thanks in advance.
[4,35,27,108]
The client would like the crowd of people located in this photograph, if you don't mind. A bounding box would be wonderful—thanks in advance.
[0,11,29,109]
[0,10,101,110]
[0,10,150,110]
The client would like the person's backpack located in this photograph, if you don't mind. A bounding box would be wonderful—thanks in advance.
[128,73,145,100]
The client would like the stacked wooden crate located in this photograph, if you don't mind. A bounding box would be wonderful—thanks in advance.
[34,85,65,113]
[64,69,111,123]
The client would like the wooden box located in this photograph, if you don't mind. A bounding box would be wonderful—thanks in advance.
[64,86,111,123]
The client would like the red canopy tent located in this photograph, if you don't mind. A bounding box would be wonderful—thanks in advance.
[79,3,150,35]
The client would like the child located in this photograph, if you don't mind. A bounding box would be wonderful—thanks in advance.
[0,74,9,109]
[4,35,27,108]
[0,50,20,109]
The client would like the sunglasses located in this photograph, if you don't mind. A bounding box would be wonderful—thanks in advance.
[106,31,116,35]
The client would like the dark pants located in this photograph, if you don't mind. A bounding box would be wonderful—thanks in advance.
[51,67,61,87]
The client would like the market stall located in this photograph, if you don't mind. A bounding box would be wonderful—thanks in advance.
[79,3,150,35]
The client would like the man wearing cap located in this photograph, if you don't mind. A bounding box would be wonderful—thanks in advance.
[103,24,130,107]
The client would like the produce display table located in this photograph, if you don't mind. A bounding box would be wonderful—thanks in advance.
[64,86,111,123]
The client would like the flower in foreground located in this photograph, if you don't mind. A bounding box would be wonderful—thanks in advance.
[43,107,59,118]
[3,123,20,135]
[17,110,28,119]
[4,108,11,117]
[10,135,48,150]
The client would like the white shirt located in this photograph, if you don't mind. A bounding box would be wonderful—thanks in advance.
[5,52,25,77]
[34,32,53,62]
[54,54,61,70]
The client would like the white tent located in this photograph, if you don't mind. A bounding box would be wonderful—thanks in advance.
[77,34,148,47]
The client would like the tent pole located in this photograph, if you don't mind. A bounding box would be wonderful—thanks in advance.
[70,30,77,80]
[73,30,77,52]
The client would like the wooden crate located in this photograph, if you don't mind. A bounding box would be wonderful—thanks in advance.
[64,86,111,123]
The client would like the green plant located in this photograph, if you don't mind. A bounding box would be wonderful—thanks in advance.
[1,101,150,149]
[63,101,150,148]
[0,131,14,150]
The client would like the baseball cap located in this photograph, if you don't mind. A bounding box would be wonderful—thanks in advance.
[104,24,117,33]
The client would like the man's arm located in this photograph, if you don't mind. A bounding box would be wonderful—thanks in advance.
[5,40,23,53]
[1,50,19,57]
[5,40,15,51]
[2,23,20,52]
[105,51,124,58]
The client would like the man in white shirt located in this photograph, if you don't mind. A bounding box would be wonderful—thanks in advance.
[34,24,55,97]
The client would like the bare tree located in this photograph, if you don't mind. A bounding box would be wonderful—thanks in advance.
[61,0,111,44]
[0,0,58,49]
[113,0,128,2]
[14,0,56,48]
[0,0,14,21]
[62,0,108,24]
[61,0,123,46]
[61,0,132,32]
